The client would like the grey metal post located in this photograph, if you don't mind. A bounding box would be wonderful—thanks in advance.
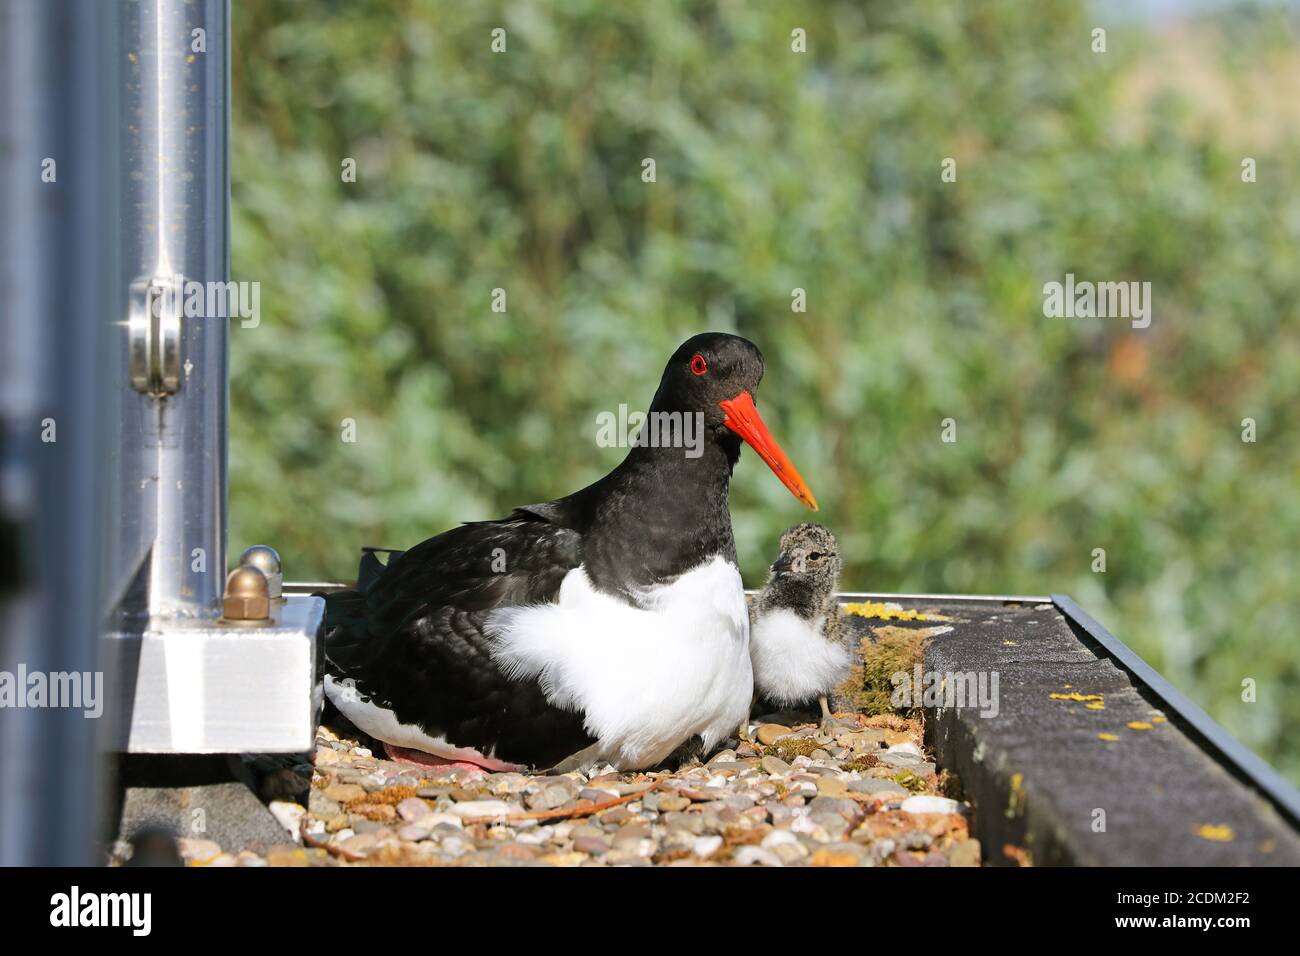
[99,0,321,758]
[0,0,235,862]
[0,0,119,866]
[113,0,231,624]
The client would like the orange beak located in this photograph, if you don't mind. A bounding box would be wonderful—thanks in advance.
[719,391,818,511]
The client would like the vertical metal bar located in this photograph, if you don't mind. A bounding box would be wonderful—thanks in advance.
[0,0,118,866]
[113,0,230,624]
[0,0,232,861]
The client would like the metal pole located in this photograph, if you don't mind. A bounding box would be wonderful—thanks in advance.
[0,0,232,862]
[113,0,230,625]
[102,0,319,758]
[0,0,119,866]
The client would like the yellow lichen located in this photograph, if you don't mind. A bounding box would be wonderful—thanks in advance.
[1006,773,1026,817]
[1194,824,1235,842]
[1086,701,1105,710]
[1127,721,1153,730]
[843,602,951,622]
[1098,733,1120,742]
[1050,692,1104,702]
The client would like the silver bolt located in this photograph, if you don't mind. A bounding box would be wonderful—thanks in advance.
[239,544,282,599]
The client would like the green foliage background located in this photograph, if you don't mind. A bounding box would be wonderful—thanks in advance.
[229,1,1300,780]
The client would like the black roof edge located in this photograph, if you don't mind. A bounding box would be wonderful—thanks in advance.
[1053,593,1300,831]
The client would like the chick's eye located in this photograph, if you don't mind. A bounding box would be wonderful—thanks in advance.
[690,353,708,375]
[808,552,823,561]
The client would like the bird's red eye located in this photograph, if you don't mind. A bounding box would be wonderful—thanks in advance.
[690,353,708,375]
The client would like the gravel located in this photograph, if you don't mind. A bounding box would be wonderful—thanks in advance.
[149,706,980,867]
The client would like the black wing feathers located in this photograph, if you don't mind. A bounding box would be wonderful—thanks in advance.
[322,508,595,767]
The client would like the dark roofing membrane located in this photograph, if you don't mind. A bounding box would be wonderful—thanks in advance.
[838,592,1300,866]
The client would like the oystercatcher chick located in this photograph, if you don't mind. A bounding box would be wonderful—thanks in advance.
[745,523,852,737]
[322,333,818,773]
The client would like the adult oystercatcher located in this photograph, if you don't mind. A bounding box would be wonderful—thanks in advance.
[745,523,851,736]
[322,332,817,772]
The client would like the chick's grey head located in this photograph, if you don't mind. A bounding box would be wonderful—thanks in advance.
[757,522,842,619]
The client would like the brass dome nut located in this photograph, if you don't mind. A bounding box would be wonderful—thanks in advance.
[239,544,283,599]
[223,565,270,621]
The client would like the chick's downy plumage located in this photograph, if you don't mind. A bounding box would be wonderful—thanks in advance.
[748,523,851,729]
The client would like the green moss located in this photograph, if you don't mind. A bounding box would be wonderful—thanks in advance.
[893,770,928,794]
[841,753,881,772]
[770,737,821,762]
[835,626,932,718]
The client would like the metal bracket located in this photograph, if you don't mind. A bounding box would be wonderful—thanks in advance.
[128,275,182,394]
[103,594,324,754]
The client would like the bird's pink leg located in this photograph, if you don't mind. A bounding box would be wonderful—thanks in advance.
[383,742,490,774]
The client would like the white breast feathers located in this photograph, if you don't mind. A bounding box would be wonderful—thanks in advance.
[750,609,851,707]
[485,556,752,769]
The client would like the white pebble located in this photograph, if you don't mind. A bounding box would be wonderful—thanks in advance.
[449,800,519,818]
[761,829,801,849]
[178,838,222,863]
[887,742,922,756]
[693,835,723,858]
[515,828,552,845]
[733,846,783,867]
[620,837,656,858]
[268,800,305,839]
[900,795,960,815]
[790,814,823,836]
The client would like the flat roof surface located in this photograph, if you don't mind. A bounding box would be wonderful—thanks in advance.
[842,594,1300,866]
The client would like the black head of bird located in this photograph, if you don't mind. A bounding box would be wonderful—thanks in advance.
[647,333,818,511]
